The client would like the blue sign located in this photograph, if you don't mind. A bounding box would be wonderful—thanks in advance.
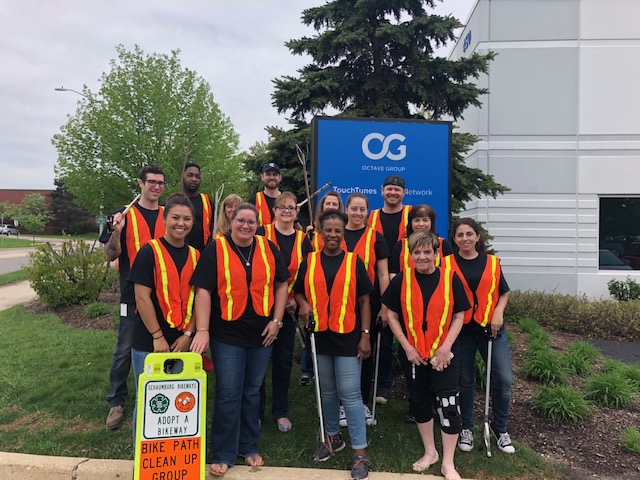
[311,117,452,239]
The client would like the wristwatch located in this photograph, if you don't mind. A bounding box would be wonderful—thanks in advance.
[362,329,370,334]
[183,331,193,338]
[272,319,283,328]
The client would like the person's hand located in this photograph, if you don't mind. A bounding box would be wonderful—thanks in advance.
[404,344,428,367]
[357,336,372,363]
[190,330,209,355]
[285,298,297,316]
[377,306,389,328]
[430,346,453,372]
[262,321,281,347]
[111,212,125,234]
[153,336,170,353]
[297,301,311,325]
[490,311,504,338]
[171,334,192,352]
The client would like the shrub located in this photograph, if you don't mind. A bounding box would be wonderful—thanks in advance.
[583,372,635,407]
[475,351,487,391]
[560,341,600,375]
[84,302,111,318]
[535,385,591,422]
[517,317,545,337]
[608,276,640,302]
[507,290,640,341]
[620,427,640,454]
[522,348,566,384]
[26,239,116,308]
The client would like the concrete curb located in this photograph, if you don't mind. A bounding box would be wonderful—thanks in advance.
[0,451,457,479]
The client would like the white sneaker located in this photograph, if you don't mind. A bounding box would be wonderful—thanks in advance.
[363,404,374,426]
[492,426,516,454]
[339,405,347,427]
[458,428,474,452]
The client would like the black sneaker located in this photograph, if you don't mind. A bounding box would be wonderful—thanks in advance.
[314,432,346,462]
[351,454,371,480]
[405,411,416,424]
[299,373,313,386]
[491,424,515,454]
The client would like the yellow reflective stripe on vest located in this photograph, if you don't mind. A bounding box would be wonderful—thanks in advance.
[184,247,198,324]
[370,210,380,231]
[256,236,272,314]
[363,228,374,272]
[404,268,419,347]
[481,256,498,327]
[309,253,320,331]
[130,208,141,252]
[401,239,410,270]
[288,231,304,294]
[337,252,355,333]
[256,192,265,225]
[149,240,172,324]
[219,238,234,320]
[431,267,452,357]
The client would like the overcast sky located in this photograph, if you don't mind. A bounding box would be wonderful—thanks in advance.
[0,0,475,190]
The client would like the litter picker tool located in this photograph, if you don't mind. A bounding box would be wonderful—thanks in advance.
[114,194,141,226]
[212,183,225,235]
[297,182,333,208]
[370,330,382,426]
[483,333,493,458]
[296,144,314,225]
[309,317,326,460]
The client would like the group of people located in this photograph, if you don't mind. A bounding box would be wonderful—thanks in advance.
[103,162,515,480]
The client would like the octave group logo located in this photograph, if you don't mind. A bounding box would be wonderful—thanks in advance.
[361,133,407,161]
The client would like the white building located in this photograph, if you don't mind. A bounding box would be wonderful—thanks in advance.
[450,0,640,297]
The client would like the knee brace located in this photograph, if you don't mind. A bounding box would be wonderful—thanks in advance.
[435,390,462,434]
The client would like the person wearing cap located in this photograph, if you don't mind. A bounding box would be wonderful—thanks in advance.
[367,175,412,409]
[249,163,282,226]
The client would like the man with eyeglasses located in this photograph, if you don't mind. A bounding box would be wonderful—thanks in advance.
[104,164,166,431]
[249,163,282,226]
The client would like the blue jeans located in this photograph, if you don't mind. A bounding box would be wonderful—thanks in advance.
[131,348,149,444]
[210,338,273,465]
[259,313,295,420]
[317,354,367,450]
[106,304,135,407]
[299,328,314,376]
[458,327,513,433]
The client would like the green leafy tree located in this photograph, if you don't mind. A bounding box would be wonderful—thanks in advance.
[0,201,11,226]
[14,193,53,242]
[246,0,508,223]
[53,45,246,216]
[49,179,94,234]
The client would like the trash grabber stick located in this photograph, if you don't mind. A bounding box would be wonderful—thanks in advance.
[370,329,382,426]
[309,318,326,459]
[483,336,493,458]
[295,144,314,225]
[212,183,225,235]
[297,182,333,208]
[114,194,141,227]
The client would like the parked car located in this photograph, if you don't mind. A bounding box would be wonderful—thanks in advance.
[599,249,632,270]
[621,243,640,270]
[0,224,20,236]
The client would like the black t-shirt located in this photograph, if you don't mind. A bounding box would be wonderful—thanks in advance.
[381,268,470,340]
[118,204,162,304]
[190,234,290,348]
[248,192,277,225]
[452,252,510,336]
[185,193,213,252]
[377,209,405,251]
[389,237,454,274]
[128,237,191,352]
[293,251,373,356]
[344,228,390,299]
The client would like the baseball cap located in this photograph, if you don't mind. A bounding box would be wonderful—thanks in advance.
[383,175,405,188]
[262,163,281,174]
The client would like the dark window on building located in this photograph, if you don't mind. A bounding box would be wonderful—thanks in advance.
[599,197,640,270]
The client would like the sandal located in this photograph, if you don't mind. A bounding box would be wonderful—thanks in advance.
[245,453,265,467]
[276,417,292,433]
[209,463,228,477]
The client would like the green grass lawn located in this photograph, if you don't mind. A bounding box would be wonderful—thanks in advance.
[0,306,565,479]
[0,269,29,286]
[0,236,35,248]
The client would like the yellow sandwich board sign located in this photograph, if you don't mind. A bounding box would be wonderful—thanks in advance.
[134,352,207,480]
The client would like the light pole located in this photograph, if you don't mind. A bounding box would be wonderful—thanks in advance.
[55,86,88,98]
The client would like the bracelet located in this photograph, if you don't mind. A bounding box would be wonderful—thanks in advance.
[152,334,164,340]
[197,328,209,332]
[272,319,283,328]
[150,328,162,335]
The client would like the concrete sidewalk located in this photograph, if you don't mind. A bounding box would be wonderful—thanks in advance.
[0,451,454,480]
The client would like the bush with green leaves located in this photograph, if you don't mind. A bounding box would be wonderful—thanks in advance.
[560,340,600,375]
[620,427,640,454]
[522,347,566,385]
[517,317,545,336]
[534,384,591,422]
[607,276,640,302]
[84,302,111,318]
[474,351,487,391]
[583,372,635,407]
[507,290,640,341]
[26,239,116,308]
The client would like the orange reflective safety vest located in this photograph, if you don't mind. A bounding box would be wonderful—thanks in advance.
[368,205,412,243]
[442,254,501,327]
[148,239,199,331]
[255,192,273,226]
[311,233,324,252]
[400,267,455,359]
[399,237,445,270]
[125,206,165,267]
[349,227,377,284]
[216,235,276,320]
[305,251,357,334]
[264,223,305,299]
[200,193,212,246]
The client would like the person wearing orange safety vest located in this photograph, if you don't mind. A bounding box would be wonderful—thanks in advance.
[249,162,282,226]
[128,193,199,442]
[382,232,469,480]
[181,162,214,252]
[294,209,374,479]
[190,203,289,476]
[344,193,390,426]
[104,164,166,431]
[444,217,515,456]
[257,192,312,433]
[389,204,454,278]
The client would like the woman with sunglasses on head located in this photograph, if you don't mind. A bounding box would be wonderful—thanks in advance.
[442,218,515,456]
[306,190,344,251]
[258,192,312,433]
[214,194,243,239]
[382,232,469,480]
[190,203,290,477]
[294,209,374,480]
